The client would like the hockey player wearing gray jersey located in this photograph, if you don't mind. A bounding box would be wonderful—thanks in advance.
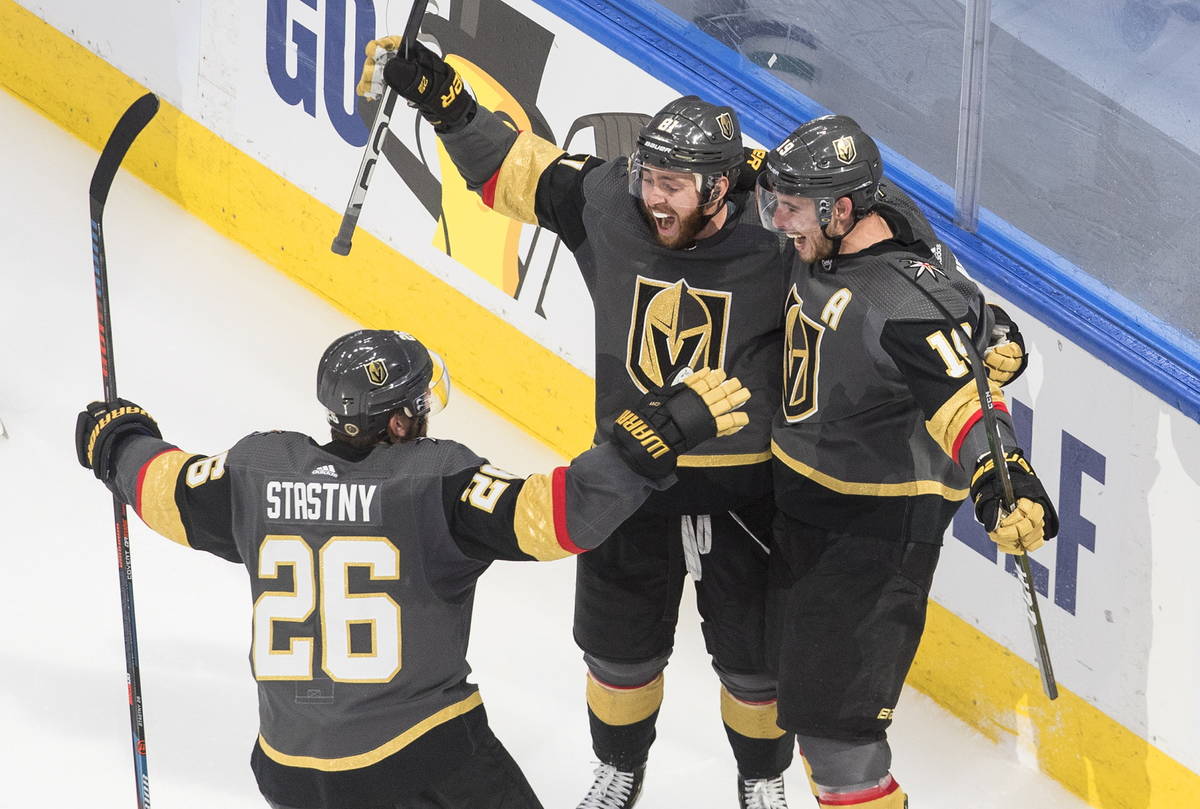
[74,329,750,809]
[755,117,1059,809]
[359,38,794,809]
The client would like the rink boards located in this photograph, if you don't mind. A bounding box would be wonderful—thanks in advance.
[2,1,1198,807]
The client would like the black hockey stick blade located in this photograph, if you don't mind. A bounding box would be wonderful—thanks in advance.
[331,0,429,255]
[90,93,159,217]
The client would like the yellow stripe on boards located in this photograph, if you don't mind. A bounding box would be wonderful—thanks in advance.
[909,600,1198,809]
[0,0,592,459]
[4,2,1198,806]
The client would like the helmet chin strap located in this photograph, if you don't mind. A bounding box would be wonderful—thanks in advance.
[818,211,863,268]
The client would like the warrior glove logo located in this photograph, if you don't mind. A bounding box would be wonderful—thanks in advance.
[365,360,389,386]
[626,277,730,393]
[782,286,825,423]
[833,135,857,164]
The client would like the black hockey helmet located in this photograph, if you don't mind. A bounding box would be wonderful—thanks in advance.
[757,115,883,230]
[317,330,449,439]
[630,95,744,205]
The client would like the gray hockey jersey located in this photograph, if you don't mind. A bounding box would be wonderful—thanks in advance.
[440,108,787,511]
[771,192,1015,542]
[108,429,668,807]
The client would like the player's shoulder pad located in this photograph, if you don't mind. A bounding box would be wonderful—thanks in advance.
[881,242,974,322]
[413,436,488,477]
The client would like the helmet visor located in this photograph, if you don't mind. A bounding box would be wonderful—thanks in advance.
[755,174,823,235]
[628,154,720,212]
[419,351,450,417]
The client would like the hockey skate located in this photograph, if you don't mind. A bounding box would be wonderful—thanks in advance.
[738,774,789,809]
[576,762,645,809]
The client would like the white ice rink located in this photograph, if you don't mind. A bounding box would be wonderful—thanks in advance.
[0,89,1093,809]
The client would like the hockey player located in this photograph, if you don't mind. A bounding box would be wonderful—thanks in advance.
[74,329,750,809]
[359,39,795,809]
[756,116,1059,808]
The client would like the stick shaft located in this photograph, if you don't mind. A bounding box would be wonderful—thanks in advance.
[331,0,429,255]
[89,91,160,808]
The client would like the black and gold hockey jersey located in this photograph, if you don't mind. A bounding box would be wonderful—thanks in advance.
[106,429,669,808]
[771,186,1016,542]
[439,108,788,512]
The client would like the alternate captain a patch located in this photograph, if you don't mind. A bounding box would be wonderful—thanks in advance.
[626,277,730,393]
[783,285,825,423]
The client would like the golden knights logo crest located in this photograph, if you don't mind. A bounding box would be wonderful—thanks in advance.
[626,277,731,393]
[365,360,389,386]
[783,285,825,422]
[833,135,857,164]
[716,111,735,141]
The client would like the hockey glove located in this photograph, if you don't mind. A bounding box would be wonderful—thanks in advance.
[983,303,1028,386]
[359,37,476,133]
[612,368,750,479]
[970,449,1059,554]
[75,399,161,482]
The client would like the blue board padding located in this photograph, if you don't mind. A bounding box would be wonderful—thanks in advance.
[533,0,1200,421]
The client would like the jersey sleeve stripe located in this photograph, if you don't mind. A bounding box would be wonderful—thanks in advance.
[510,468,578,560]
[552,465,584,554]
[926,379,1008,462]
[487,131,564,223]
[134,448,191,547]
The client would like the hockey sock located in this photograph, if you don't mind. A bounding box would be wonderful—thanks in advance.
[719,686,794,778]
[585,672,664,771]
[816,774,907,807]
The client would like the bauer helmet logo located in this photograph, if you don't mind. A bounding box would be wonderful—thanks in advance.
[365,361,389,386]
[716,112,735,140]
[833,135,857,164]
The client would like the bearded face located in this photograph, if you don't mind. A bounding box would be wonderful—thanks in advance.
[637,165,714,249]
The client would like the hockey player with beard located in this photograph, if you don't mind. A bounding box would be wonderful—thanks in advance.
[360,38,794,809]
[74,329,750,809]
[755,116,1058,809]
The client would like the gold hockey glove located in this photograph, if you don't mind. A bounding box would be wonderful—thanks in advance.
[983,303,1028,386]
[970,449,1058,554]
[613,369,749,478]
[75,399,161,482]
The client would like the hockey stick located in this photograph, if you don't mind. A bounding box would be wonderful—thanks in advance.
[89,91,161,808]
[331,0,430,255]
[889,266,1058,700]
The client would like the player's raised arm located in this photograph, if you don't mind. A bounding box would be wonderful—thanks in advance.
[76,402,241,562]
[358,37,600,248]
[443,368,750,562]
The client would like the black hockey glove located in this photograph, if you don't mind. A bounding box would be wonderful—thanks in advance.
[612,368,749,479]
[983,303,1028,386]
[75,399,161,482]
[970,449,1059,554]
[382,40,477,133]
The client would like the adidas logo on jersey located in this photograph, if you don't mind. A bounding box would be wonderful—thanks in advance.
[311,464,338,478]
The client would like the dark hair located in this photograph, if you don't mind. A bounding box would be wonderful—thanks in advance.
[330,409,427,449]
